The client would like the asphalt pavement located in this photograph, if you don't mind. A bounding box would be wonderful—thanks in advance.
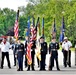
[0,50,76,75]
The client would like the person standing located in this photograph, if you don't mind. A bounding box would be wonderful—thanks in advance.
[39,36,47,71]
[62,37,72,67]
[0,38,3,68]
[49,37,60,71]
[16,39,25,71]
[1,37,11,69]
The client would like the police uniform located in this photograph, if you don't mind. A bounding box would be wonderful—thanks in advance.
[16,43,24,71]
[27,40,36,71]
[49,38,60,71]
[40,37,47,70]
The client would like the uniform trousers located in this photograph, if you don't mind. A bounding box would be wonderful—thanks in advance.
[17,56,23,71]
[40,52,46,70]
[50,51,59,70]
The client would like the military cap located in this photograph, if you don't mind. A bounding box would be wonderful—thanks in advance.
[40,36,44,39]
[18,36,22,40]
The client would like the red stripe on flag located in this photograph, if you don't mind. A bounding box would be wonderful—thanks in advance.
[14,20,19,39]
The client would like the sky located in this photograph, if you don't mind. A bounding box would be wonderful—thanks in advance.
[0,0,28,11]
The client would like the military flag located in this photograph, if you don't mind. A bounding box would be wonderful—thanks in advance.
[59,16,65,42]
[51,18,56,38]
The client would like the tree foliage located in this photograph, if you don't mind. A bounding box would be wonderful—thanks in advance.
[25,0,76,45]
[0,0,76,46]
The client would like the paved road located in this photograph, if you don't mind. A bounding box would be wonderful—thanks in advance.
[0,50,76,75]
[0,66,76,75]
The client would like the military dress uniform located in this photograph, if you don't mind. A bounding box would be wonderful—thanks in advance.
[40,37,47,71]
[49,39,60,71]
[27,40,36,71]
[16,43,25,71]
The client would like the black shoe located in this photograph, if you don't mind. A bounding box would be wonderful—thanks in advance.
[57,69,60,71]
[39,69,42,71]
[17,69,20,71]
[32,69,35,71]
[44,69,46,71]
[27,69,30,71]
[49,68,52,71]
[21,69,23,71]
[1,67,3,69]
[69,65,71,67]
[9,67,11,69]
[43,69,46,71]
[64,65,67,67]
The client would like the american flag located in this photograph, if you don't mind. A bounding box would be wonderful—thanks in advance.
[30,26,37,41]
[26,17,38,65]
[26,26,37,65]
[26,42,32,65]
[26,17,32,65]
[14,10,19,40]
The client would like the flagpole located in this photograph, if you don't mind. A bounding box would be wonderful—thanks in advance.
[32,16,35,27]
[42,17,44,37]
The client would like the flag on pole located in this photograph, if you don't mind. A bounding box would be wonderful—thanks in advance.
[51,18,56,38]
[26,17,32,65]
[42,17,44,37]
[59,16,65,42]
[14,10,19,40]
[35,17,41,61]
